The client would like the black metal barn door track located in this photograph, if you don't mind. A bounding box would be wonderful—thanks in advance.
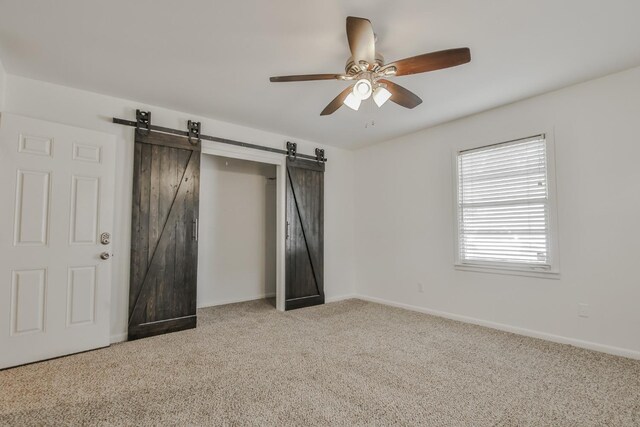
[113,110,328,163]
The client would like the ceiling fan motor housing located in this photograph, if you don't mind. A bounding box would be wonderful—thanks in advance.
[345,52,385,75]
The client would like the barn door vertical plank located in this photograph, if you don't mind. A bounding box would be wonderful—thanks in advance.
[186,151,200,316]
[129,141,152,316]
[129,141,143,316]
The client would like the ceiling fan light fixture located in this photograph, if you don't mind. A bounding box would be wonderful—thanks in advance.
[373,86,392,107]
[343,92,362,110]
[353,78,372,100]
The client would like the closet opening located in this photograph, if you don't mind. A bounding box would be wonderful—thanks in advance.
[197,155,278,309]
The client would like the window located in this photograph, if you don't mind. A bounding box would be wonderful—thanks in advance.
[455,134,558,275]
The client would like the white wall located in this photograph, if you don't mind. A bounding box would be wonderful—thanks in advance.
[3,75,357,342]
[354,66,640,358]
[0,57,6,110]
[198,156,277,307]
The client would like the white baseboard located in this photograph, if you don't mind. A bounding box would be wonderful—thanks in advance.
[200,293,356,308]
[110,332,127,344]
[325,294,357,303]
[197,293,276,309]
[356,294,640,360]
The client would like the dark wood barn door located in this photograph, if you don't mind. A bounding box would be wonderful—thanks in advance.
[285,158,324,310]
[129,130,200,340]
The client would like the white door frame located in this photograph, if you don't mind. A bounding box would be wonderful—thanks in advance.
[200,141,286,312]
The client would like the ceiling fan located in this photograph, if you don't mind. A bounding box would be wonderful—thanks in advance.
[269,16,471,116]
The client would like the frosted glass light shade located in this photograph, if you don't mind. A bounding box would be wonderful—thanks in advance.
[353,78,372,100]
[373,86,392,107]
[343,93,362,110]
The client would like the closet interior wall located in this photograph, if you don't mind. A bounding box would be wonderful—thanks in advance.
[197,155,277,307]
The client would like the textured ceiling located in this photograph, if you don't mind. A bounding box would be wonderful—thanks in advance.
[1,0,639,148]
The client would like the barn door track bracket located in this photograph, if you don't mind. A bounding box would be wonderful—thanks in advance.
[187,120,201,145]
[315,148,326,164]
[136,110,151,133]
[287,141,297,160]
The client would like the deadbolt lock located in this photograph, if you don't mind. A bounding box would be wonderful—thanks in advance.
[100,232,111,245]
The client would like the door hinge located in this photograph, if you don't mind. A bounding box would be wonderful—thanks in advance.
[286,221,290,240]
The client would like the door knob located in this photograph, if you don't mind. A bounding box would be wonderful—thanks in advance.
[100,252,111,260]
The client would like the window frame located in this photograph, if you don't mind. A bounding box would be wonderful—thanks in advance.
[452,132,560,279]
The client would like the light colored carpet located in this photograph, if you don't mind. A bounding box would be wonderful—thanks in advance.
[1,299,639,426]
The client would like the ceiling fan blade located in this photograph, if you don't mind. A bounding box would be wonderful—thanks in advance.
[378,79,423,109]
[385,48,471,77]
[346,16,376,68]
[320,85,354,116]
[270,74,342,82]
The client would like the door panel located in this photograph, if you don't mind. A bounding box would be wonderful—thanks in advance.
[69,175,100,244]
[128,130,200,340]
[66,266,97,326]
[285,158,324,310]
[11,269,46,335]
[0,113,116,369]
[13,169,51,246]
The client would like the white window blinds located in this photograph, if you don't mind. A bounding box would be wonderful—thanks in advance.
[457,135,550,269]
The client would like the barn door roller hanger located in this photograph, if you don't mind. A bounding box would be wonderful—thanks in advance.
[114,110,327,163]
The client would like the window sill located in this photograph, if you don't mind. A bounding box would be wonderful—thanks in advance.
[454,264,560,280]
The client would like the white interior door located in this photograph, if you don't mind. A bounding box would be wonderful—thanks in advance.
[0,113,116,369]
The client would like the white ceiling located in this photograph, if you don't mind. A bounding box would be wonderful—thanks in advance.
[1,0,640,149]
